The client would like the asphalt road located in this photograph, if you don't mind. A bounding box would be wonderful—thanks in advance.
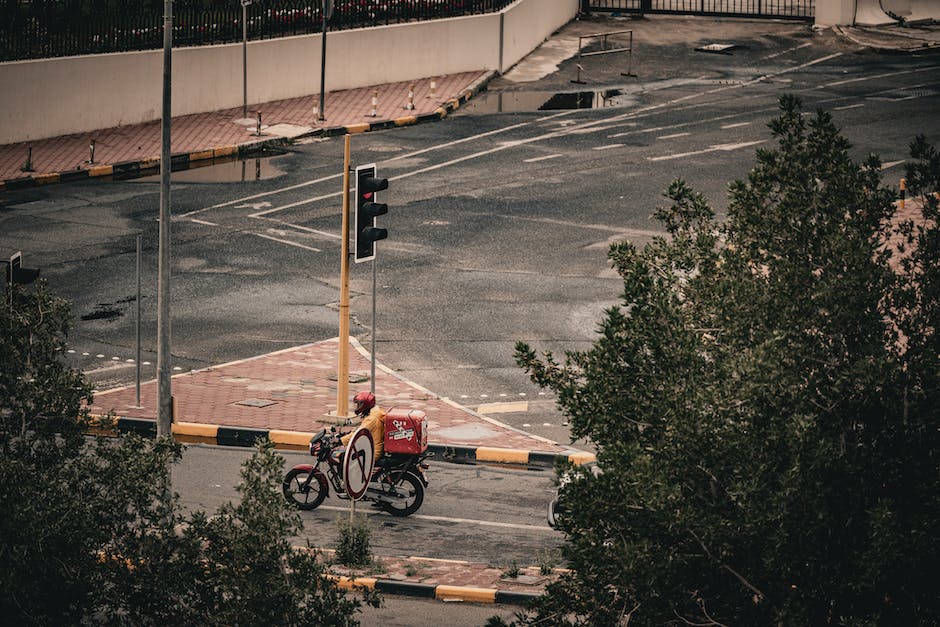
[173,444,562,566]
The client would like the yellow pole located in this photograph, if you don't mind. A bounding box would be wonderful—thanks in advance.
[337,134,351,418]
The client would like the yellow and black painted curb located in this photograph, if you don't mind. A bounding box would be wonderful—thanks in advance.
[331,575,540,606]
[87,415,596,469]
[1,71,496,193]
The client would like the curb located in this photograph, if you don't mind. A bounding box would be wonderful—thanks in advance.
[332,574,540,606]
[1,71,497,193]
[832,25,940,51]
[87,415,597,468]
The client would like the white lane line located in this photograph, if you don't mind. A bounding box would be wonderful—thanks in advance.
[265,219,341,240]
[834,103,864,110]
[188,120,539,219]
[721,122,750,129]
[648,140,765,162]
[254,233,322,252]
[190,218,218,226]
[523,154,563,163]
[881,160,906,170]
[827,65,939,88]
[316,505,554,532]
[244,53,845,219]
[762,41,812,60]
[593,144,624,151]
[657,132,690,140]
[85,363,135,375]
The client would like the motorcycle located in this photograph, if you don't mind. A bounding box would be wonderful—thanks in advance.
[282,425,431,517]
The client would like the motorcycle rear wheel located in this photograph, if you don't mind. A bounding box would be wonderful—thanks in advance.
[283,468,327,510]
[382,472,424,517]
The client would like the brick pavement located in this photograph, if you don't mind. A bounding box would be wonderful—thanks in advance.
[87,337,584,458]
[0,71,489,188]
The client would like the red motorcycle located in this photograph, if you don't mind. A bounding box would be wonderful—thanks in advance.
[282,409,431,517]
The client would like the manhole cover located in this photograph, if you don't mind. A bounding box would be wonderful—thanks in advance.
[235,398,277,408]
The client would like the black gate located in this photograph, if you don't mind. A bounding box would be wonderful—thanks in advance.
[582,0,814,21]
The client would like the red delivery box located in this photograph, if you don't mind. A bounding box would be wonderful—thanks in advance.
[383,409,428,454]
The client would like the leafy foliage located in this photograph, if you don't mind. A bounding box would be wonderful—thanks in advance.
[335,513,374,568]
[508,97,940,626]
[0,281,377,625]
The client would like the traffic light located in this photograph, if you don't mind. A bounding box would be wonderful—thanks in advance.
[6,251,40,285]
[354,164,389,263]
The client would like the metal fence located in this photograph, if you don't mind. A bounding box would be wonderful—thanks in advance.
[1,0,514,62]
[581,0,814,20]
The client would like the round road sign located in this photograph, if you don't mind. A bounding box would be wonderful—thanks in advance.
[342,427,375,500]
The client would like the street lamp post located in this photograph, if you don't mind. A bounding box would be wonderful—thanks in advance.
[242,0,252,119]
[157,0,173,436]
[318,0,332,121]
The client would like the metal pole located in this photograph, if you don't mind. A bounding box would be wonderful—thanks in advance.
[157,0,173,436]
[318,1,327,121]
[370,259,376,394]
[242,1,248,119]
[337,134,351,418]
[135,233,141,408]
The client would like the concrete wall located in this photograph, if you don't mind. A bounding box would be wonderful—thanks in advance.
[816,0,940,26]
[0,0,578,145]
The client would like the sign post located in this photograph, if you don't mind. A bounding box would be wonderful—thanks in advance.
[342,427,375,520]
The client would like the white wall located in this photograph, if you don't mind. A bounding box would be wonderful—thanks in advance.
[0,0,578,145]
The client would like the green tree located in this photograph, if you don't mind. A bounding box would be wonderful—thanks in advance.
[0,281,377,625]
[505,97,939,626]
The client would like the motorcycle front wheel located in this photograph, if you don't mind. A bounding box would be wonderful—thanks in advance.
[382,471,424,517]
[283,468,328,510]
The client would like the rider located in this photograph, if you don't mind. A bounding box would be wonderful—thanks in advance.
[340,390,386,463]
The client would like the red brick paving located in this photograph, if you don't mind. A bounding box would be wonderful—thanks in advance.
[88,337,576,455]
[0,72,486,183]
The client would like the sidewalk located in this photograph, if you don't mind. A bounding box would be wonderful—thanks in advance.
[0,70,492,190]
[86,337,593,466]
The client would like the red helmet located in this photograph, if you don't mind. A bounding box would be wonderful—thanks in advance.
[353,391,375,414]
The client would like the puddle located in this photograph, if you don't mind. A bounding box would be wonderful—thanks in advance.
[128,151,286,183]
[461,88,632,114]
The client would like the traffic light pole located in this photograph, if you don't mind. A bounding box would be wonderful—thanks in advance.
[337,134,351,418]
[156,0,173,437]
[370,260,376,394]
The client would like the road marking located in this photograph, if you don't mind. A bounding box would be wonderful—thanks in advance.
[593,144,624,151]
[721,122,750,129]
[316,506,554,532]
[648,140,764,162]
[827,65,939,88]
[189,121,538,218]
[264,218,340,240]
[190,218,218,226]
[523,154,563,163]
[477,401,529,414]
[881,160,906,170]
[657,132,690,139]
[85,362,135,375]
[834,103,864,110]
[254,233,321,252]
[762,41,812,60]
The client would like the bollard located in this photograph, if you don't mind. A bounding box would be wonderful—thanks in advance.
[571,64,586,85]
[369,89,378,118]
[21,146,34,172]
[255,111,262,136]
[427,78,437,99]
[87,139,96,164]
[900,178,906,212]
[404,83,415,110]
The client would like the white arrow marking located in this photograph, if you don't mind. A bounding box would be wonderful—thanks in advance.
[234,201,272,211]
[648,140,764,162]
